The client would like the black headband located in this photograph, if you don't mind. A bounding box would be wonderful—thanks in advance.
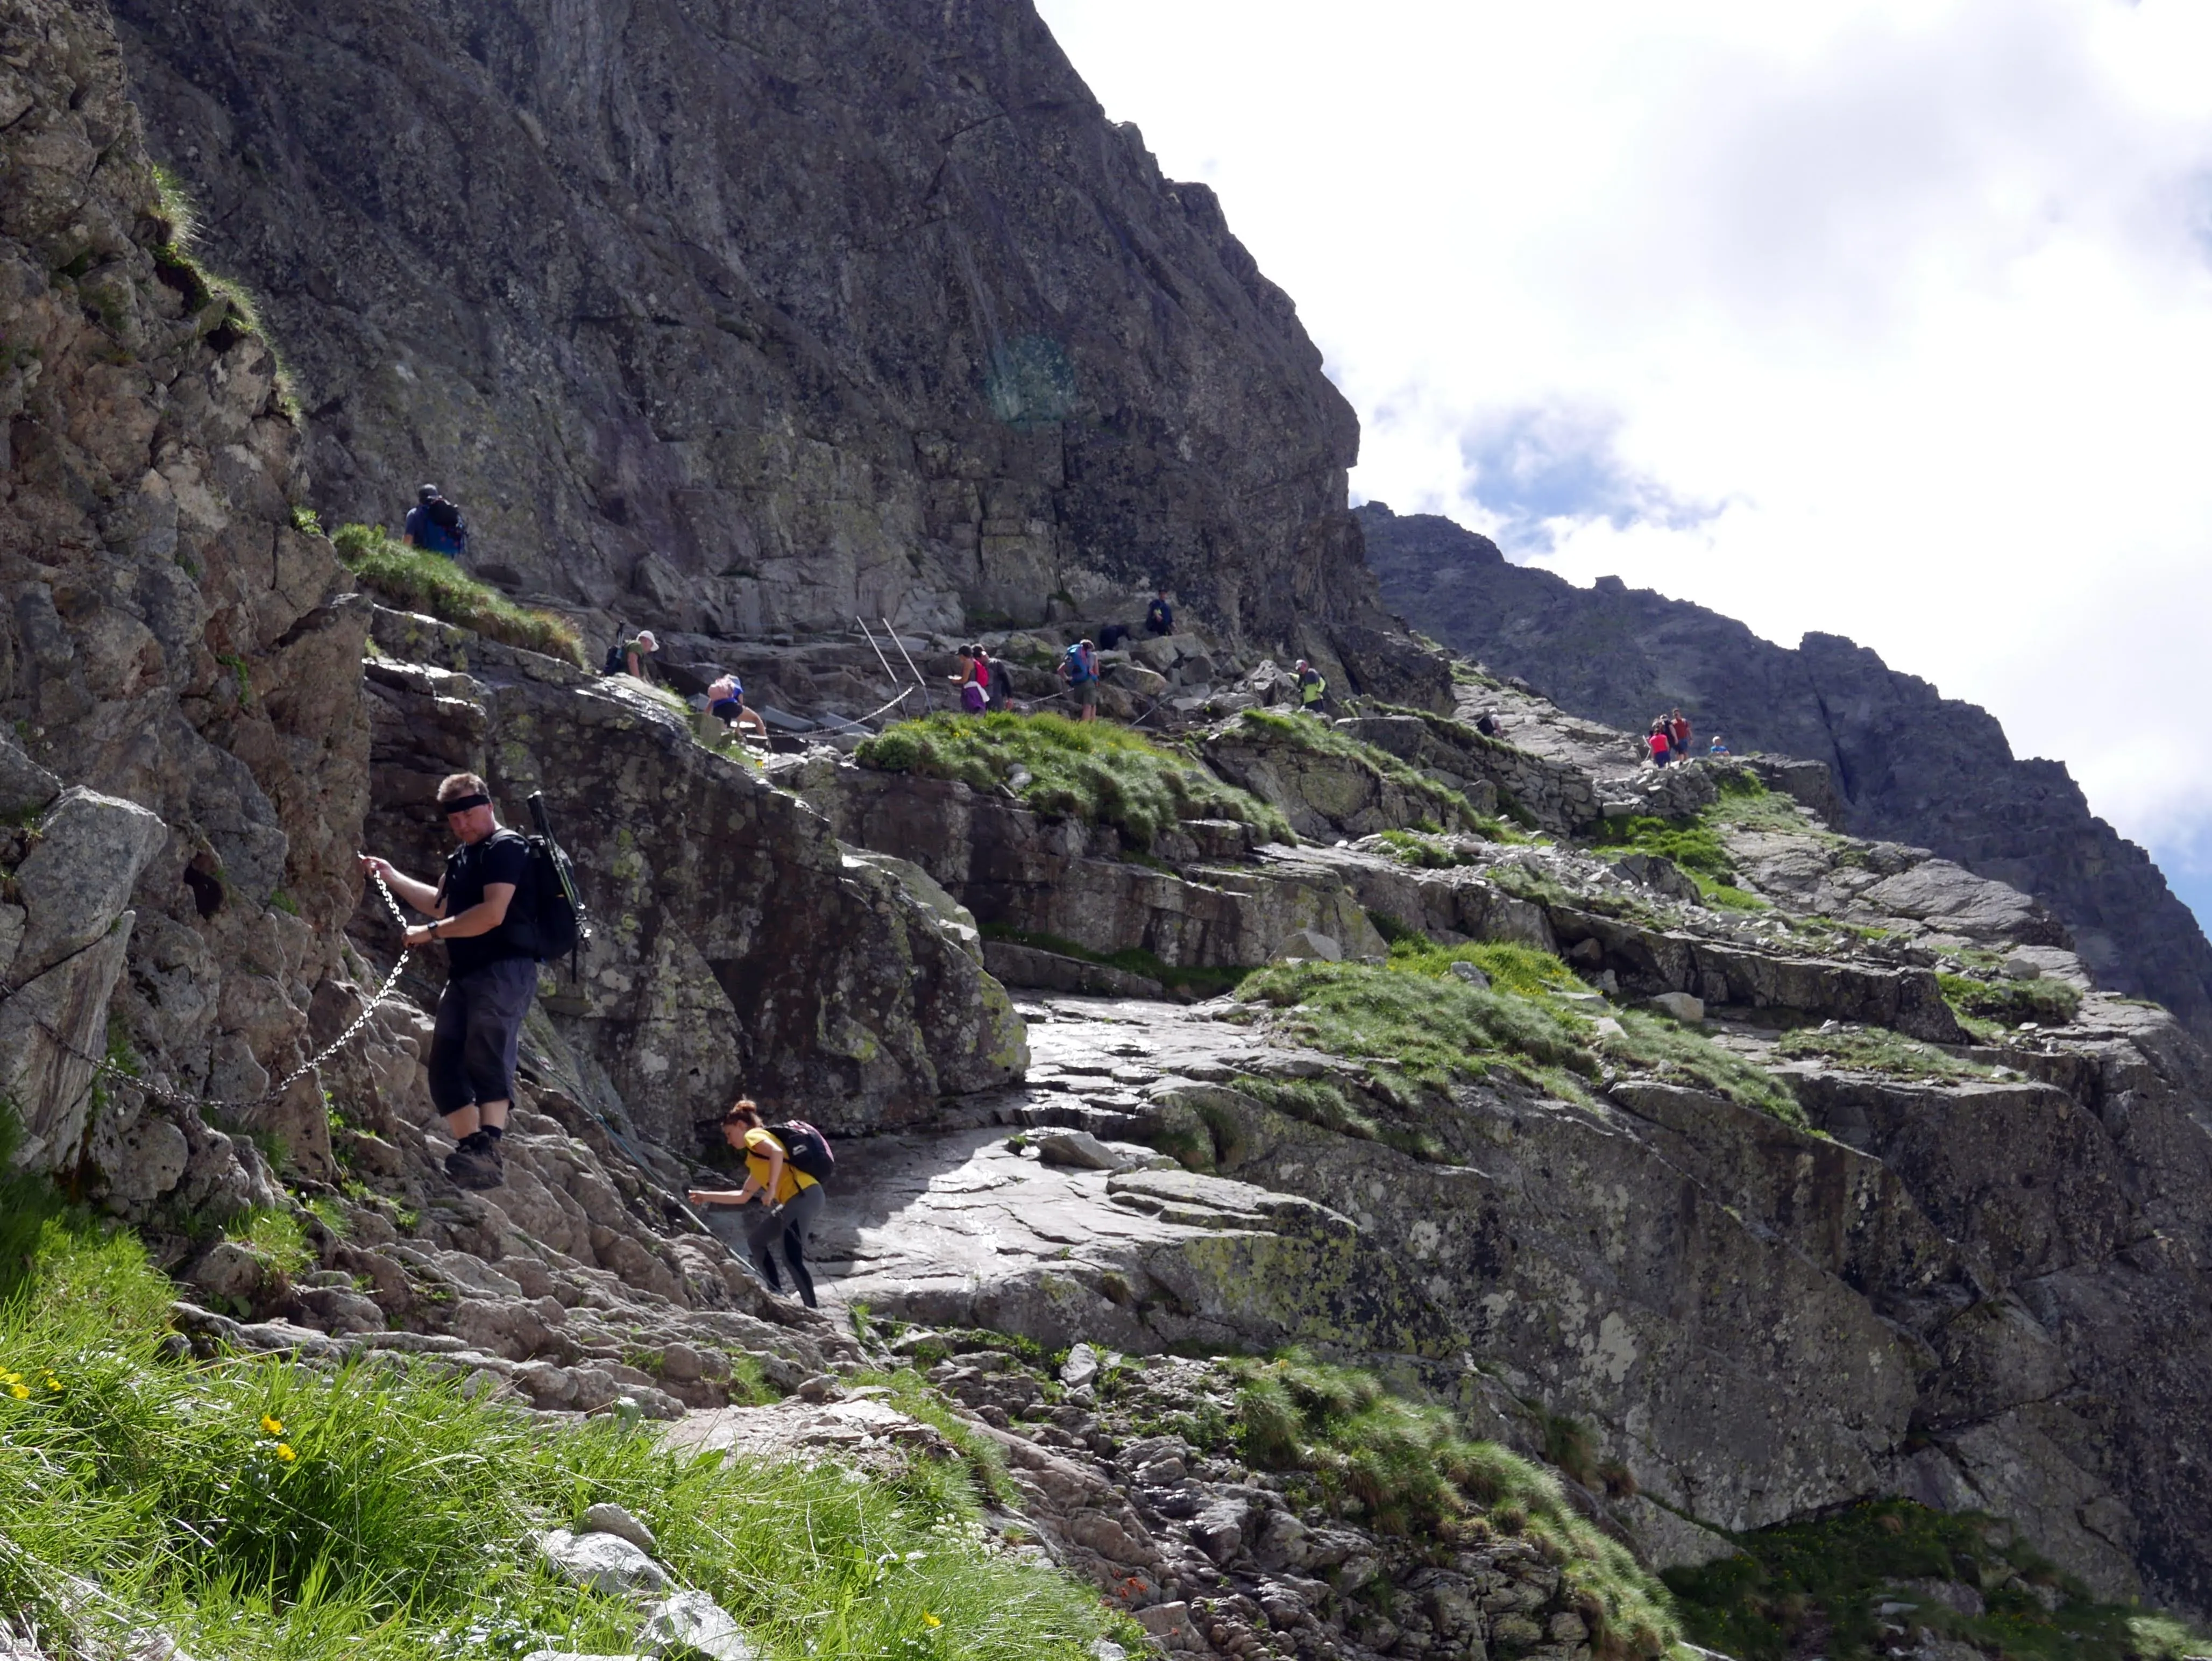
[439,793,491,814]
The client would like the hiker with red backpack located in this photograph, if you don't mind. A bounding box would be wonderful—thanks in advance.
[688,1098,833,1309]
[952,644,991,714]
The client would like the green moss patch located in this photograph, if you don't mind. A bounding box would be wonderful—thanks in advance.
[1776,1025,1995,1082]
[858,712,1292,850]
[1236,945,1802,1125]
[0,1218,1113,1661]
[332,525,584,665]
[1938,973,2082,1031]
[1666,1496,2206,1661]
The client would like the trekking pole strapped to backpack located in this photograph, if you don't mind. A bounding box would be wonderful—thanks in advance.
[526,791,592,979]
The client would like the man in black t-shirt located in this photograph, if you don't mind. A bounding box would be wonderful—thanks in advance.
[358,771,538,1189]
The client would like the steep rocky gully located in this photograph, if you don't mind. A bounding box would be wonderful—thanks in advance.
[7,2,2212,1660]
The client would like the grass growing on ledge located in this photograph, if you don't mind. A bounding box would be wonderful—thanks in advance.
[1777,1024,1996,1082]
[857,712,1292,851]
[0,1217,1115,1661]
[1225,1353,1681,1659]
[1238,942,1803,1124]
[1665,1496,2208,1661]
[331,524,585,665]
[1938,973,2082,1030]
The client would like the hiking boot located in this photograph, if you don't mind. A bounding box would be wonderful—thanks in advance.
[443,1132,504,1190]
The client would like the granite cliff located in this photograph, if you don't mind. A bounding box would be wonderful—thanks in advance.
[105,0,1407,680]
[1356,502,2212,1041]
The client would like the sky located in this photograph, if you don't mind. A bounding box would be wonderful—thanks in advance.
[1034,0,2212,934]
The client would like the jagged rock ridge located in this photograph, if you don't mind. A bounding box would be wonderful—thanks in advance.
[1356,501,2212,1039]
[109,0,1392,668]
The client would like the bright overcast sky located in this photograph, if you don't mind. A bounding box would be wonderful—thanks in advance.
[1036,0,2212,932]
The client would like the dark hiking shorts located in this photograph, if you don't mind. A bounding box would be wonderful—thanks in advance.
[427,956,538,1114]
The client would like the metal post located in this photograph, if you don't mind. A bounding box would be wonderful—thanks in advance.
[855,617,902,697]
[884,617,933,713]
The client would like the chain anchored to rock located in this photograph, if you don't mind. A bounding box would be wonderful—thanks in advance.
[34,870,417,1117]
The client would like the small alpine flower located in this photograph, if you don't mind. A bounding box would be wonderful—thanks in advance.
[922,1613,941,1629]
[7,1383,25,1401]
[260,1415,284,1436]
[274,1442,297,1463]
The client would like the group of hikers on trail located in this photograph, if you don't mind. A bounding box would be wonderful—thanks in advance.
[360,771,833,1308]
[1646,708,1727,765]
[951,643,1009,714]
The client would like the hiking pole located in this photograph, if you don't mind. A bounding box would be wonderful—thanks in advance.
[855,618,902,698]
[883,617,933,713]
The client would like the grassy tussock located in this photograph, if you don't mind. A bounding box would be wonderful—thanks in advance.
[857,712,1292,851]
[1937,973,2082,1030]
[1238,941,1802,1124]
[0,1220,1111,1661]
[331,524,585,666]
[1227,1353,1680,1659]
[1666,1496,2207,1661]
[1776,1025,1995,1082]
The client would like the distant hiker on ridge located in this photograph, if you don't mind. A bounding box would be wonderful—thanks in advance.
[1145,587,1175,637]
[952,644,991,714]
[402,484,469,559]
[1059,638,1099,721]
[1647,720,1672,766]
[601,630,659,680]
[1669,708,1693,756]
[707,672,767,743]
[1296,658,1328,715]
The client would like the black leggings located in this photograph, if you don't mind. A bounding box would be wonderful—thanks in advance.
[745,1184,825,1307]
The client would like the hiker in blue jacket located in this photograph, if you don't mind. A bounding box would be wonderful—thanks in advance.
[402,485,469,558]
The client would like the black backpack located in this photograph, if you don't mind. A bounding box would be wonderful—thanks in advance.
[770,1120,835,1182]
[520,794,590,973]
[601,642,626,676]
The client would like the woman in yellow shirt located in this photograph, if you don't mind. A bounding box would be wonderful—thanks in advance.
[687,1099,824,1308]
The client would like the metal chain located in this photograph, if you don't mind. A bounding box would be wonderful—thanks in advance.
[32,870,416,1116]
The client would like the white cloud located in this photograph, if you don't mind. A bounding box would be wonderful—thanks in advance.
[1036,0,2212,925]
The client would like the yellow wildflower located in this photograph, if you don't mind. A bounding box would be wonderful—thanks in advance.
[922,1613,941,1629]
[42,1376,59,1392]
[8,1383,26,1400]
[260,1415,284,1436]
[274,1443,296,1463]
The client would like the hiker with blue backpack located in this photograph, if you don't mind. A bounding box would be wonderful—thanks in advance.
[402,484,470,559]
[1058,637,1100,721]
[689,1099,833,1308]
[357,772,587,1191]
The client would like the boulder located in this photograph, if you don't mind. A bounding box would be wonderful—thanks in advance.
[1648,991,1705,1024]
[579,1502,656,1554]
[11,789,169,982]
[1273,929,1342,964]
[639,1591,757,1661]
[537,1529,670,1594]
[1448,961,1491,990]
[1033,1130,1124,1170]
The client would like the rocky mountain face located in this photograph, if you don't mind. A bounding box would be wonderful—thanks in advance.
[105,0,1401,677]
[14,0,2212,1651]
[1356,502,2212,1040]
